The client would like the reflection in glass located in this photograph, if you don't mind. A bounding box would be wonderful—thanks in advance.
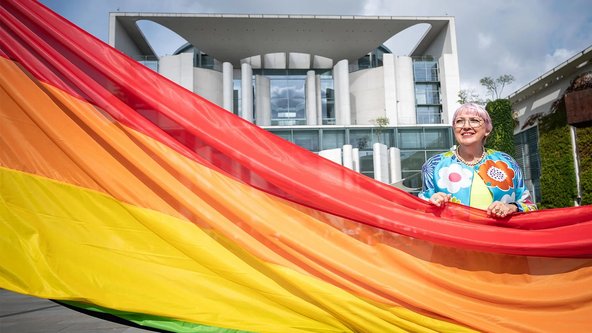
[400,150,426,170]
[270,75,306,125]
[349,130,372,150]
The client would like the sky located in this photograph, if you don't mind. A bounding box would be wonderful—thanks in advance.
[40,0,592,99]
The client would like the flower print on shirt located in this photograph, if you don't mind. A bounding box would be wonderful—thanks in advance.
[436,163,473,194]
[478,160,515,190]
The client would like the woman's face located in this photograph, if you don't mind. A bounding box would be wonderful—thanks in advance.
[453,111,490,147]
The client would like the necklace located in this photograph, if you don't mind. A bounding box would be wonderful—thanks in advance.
[455,147,485,166]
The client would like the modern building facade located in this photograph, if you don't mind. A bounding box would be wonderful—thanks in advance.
[509,45,592,204]
[109,13,461,188]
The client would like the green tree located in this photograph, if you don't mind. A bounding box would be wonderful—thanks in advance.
[485,99,515,156]
[480,74,515,100]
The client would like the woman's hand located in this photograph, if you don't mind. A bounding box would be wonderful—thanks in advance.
[429,192,452,207]
[487,201,518,218]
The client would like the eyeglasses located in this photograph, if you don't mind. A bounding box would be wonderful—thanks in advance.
[453,117,483,128]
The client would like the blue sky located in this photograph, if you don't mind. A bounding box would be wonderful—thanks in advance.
[40,0,592,98]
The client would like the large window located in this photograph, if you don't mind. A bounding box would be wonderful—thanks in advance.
[514,127,541,202]
[413,57,442,124]
[320,72,335,125]
[270,74,306,125]
[413,57,439,82]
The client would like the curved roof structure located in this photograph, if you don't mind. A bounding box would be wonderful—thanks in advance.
[110,13,455,66]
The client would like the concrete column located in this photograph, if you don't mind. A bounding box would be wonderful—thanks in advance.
[306,70,318,125]
[319,148,342,165]
[222,62,234,112]
[383,54,398,126]
[389,147,402,183]
[352,148,360,172]
[333,59,351,125]
[395,56,415,125]
[373,143,389,183]
[255,75,271,126]
[241,62,253,122]
[342,144,353,170]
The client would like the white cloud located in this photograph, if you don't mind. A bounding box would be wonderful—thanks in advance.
[477,33,492,49]
[544,48,575,71]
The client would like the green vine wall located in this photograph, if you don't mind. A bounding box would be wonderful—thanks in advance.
[577,126,592,205]
[538,105,577,208]
[485,99,515,156]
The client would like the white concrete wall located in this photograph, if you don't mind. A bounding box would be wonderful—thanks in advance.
[289,53,311,69]
[349,67,385,125]
[264,53,286,69]
[108,15,145,59]
[439,53,461,124]
[159,53,194,92]
[395,56,416,125]
[192,67,223,106]
[255,75,271,126]
[383,53,398,126]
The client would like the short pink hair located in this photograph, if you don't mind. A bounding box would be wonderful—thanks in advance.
[452,103,493,133]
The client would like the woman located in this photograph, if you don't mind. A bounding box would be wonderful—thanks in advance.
[419,103,537,218]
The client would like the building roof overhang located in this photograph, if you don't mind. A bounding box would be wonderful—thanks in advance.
[508,45,592,103]
[111,13,452,66]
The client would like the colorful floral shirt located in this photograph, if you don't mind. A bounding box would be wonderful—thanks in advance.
[418,148,537,212]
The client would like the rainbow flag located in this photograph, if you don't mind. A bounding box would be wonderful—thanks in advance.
[1,1,592,332]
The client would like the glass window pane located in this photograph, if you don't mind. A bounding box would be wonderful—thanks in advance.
[417,106,442,124]
[322,130,345,150]
[269,130,292,142]
[349,130,372,150]
[424,128,450,149]
[402,171,422,193]
[398,129,423,149]
[400,150,426,170]
[426,150,448,159]
[293,130,319,151]
[359,151,374,179]
[270,75,306,125]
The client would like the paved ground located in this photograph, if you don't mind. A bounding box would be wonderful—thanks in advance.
[0,289,153,333]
